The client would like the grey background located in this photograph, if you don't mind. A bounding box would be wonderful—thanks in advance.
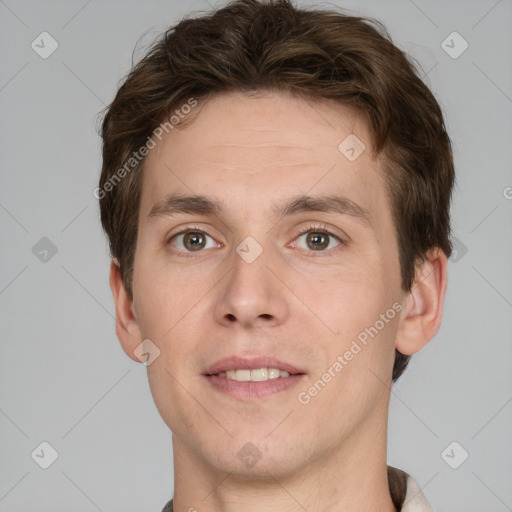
[1,0,511,510]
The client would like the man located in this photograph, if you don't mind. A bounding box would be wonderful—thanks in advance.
[97,0,454,510]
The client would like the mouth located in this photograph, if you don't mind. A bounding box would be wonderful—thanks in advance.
[203,356,306,399]
[212,368,294,381]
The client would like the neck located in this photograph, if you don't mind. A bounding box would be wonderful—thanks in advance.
[170,407,398,512]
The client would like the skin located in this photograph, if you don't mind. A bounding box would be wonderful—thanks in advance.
[110,90,447,512]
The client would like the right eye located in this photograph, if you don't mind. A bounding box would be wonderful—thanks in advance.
[168,228,220,255]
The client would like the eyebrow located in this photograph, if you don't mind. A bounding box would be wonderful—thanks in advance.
[147,192,372,225]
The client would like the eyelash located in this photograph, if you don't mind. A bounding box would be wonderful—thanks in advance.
[166,222,345,258]
[293,223,344,257]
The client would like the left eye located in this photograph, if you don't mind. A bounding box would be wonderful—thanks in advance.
[294,230,341,252]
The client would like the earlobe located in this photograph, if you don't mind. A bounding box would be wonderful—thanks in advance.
[395,249,448,356]
[109,259,142,362]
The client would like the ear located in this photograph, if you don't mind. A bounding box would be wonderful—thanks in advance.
[109,258,142,362]
[395,248,448,356]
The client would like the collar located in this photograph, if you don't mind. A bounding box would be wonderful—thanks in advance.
[161,474,434,511]
[401,476,434,512]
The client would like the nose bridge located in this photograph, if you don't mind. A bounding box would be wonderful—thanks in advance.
[235,234,266,266]
[214,229,289,327]
[226,194,273,280]
[229,232,272,297]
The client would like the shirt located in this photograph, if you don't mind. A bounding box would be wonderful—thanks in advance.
[401,476,435,512]
[161,475,434,511]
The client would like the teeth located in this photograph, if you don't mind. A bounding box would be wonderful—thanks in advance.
[268,368,281,379]
[218,368,291,381]
[250,368,268,381]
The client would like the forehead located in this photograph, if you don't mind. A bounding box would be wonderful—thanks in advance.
[140,90,385,220]
[152,90,373,163]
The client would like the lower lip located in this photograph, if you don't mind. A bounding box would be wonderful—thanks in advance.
[204,374,305,399]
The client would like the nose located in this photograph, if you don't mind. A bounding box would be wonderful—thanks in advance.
[213,237,290,330]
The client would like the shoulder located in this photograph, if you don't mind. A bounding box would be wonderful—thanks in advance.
[388,465,434,512]
[401,475,434,512]
[161,498,173,512]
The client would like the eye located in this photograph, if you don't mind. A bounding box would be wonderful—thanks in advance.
[292,223,343,254]
[168,227,220,254]
[166,223,345,257]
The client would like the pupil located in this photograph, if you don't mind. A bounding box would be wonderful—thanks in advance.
[182,232,329,252]
[185,232,204,251]
[308,232,328,250]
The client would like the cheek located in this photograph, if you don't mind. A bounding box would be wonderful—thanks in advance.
[301,259,388,335]
[132,259,210,382]
[295,251,400,378]
[132,252,198,337]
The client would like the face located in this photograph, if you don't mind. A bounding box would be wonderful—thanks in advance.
[127,90,406,478]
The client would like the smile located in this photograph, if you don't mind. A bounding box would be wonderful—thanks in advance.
[215,368,290,381]
[203,356,306,399]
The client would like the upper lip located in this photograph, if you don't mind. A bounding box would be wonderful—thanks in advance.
[204,356,305,376]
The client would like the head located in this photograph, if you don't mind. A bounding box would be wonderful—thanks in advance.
[98,0,453,483]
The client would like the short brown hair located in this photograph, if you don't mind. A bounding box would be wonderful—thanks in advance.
[98,0,455,383]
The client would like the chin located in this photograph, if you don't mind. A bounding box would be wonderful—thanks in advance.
[202,434,309,480]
